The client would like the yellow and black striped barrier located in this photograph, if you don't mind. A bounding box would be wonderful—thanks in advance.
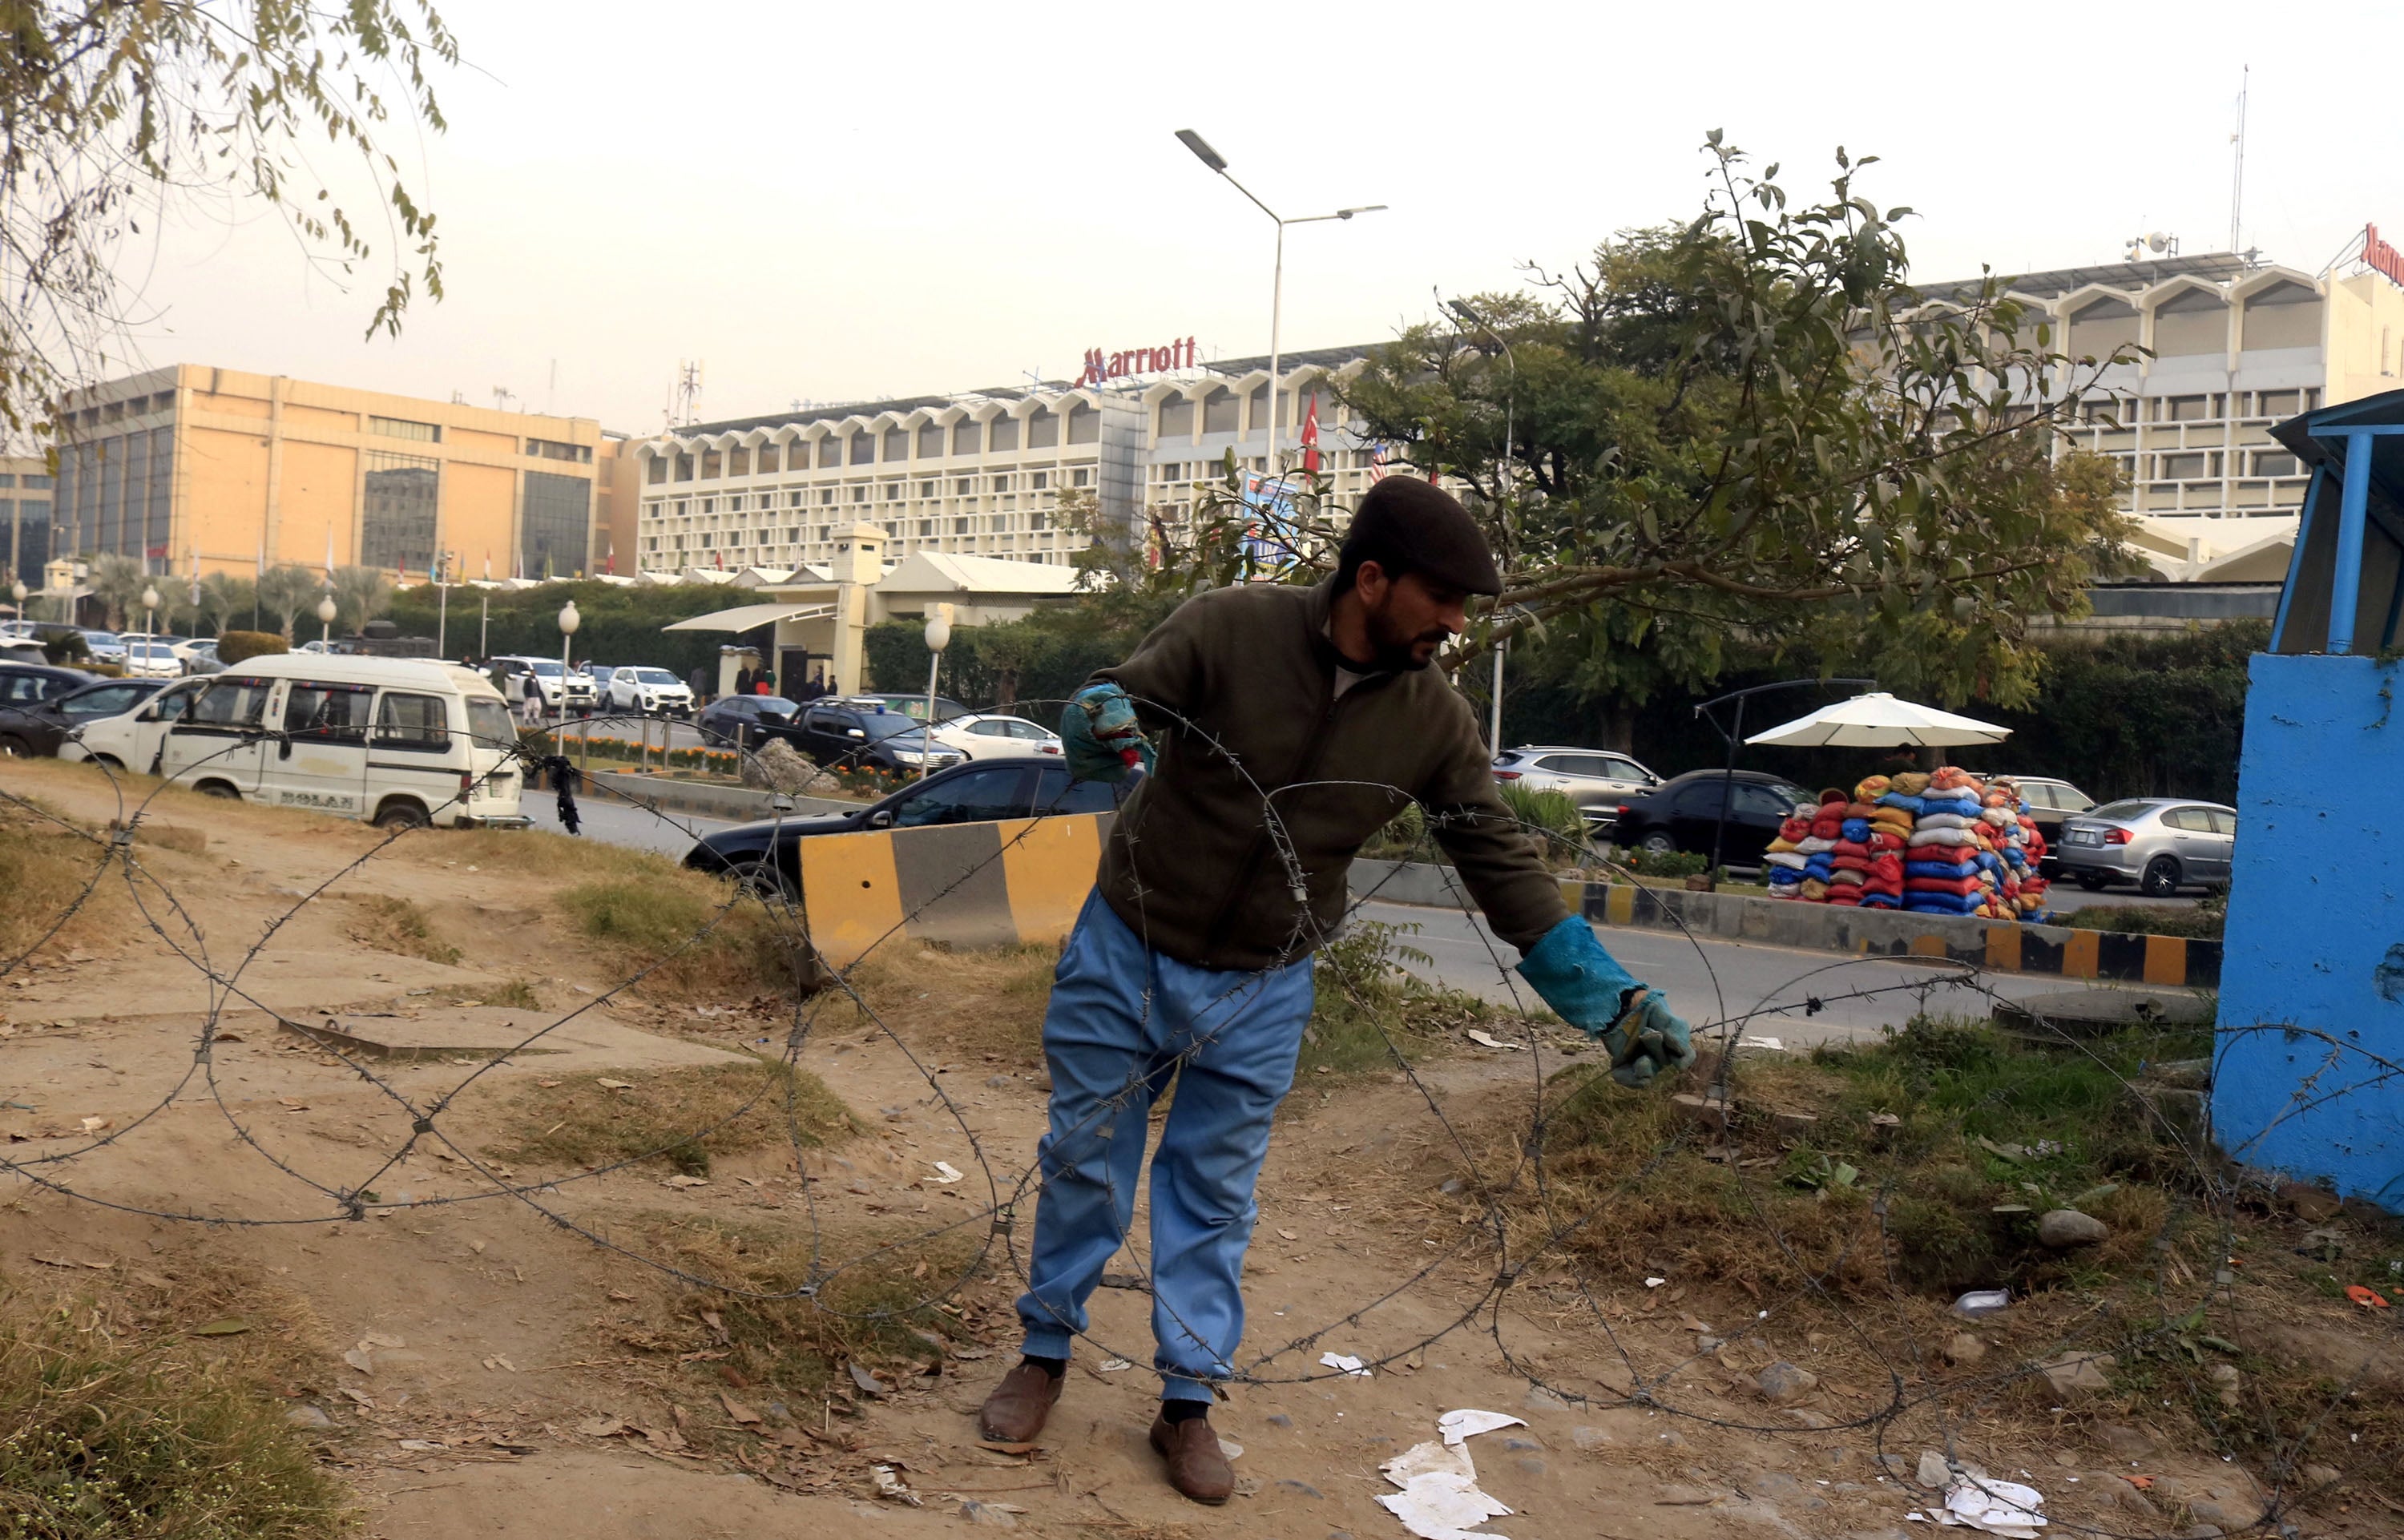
[796,813,1111,970]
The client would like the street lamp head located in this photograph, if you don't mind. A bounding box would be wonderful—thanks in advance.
[1336,204,1388,220]
[317,595,338,624]
[1174,128,1228,173]
[9,581,24,603]
[142,585,160,611]
[1446,298,1481,324]
[557,599,581,636]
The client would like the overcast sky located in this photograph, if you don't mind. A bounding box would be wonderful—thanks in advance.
[120,1,2402,433]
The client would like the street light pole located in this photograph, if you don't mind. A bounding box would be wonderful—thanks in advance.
[1175,130,1384,475]
[922,603,952,782]
[557,599,580,730]
[141,584,159,643]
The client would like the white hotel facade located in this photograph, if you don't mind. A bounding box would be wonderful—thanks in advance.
[630,238,2404,588]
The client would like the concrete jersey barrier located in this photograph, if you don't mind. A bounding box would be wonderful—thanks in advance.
[1349,857,2220,988]
[798,812,1112,969]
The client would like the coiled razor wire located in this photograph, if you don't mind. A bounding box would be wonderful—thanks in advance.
[0,693,2395,1537]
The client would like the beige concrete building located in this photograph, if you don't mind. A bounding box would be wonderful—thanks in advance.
[49,365,606,581]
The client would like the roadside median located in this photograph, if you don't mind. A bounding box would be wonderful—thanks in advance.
[1348,857,2220,988]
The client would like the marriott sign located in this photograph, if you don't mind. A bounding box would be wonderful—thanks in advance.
[1079,336,1199,388]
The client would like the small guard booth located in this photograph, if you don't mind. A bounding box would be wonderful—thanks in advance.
[2215,388,2404,1211]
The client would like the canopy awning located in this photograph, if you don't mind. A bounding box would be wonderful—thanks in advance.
[1746,691,2010,748]
[662,602,836,633]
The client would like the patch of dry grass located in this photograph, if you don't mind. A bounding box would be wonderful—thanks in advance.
[422,826,674,881]
[109,816,208,857]
[623,1212,1003,1407]
[342,894,462,966]
[557,870,814,998]
[456,977,543,1010]
[810,943,1059,1062]
[488,1058,858,1176]
[0,1268,350,1538]
[0,803,125,960]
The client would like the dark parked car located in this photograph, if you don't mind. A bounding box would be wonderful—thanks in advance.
[1606,769,1814,867]
[791,698,963,775]
[696,693,807,749]
[0,663,101,755]
[684,756,1132,896]
[0,675,165,758]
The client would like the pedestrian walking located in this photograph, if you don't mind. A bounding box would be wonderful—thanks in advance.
[974,478,1696,1504]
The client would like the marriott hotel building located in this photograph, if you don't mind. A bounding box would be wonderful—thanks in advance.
[631,240,2404,585]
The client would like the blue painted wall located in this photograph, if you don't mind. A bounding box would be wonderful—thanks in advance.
[2215,652,2404,1211]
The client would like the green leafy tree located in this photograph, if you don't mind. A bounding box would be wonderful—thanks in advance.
[1201,136,2140,712]
[2,1,455,443]
[196,571,256,636]
[332,565,394,634]
[85,552,151,630]
[255,563,322,640]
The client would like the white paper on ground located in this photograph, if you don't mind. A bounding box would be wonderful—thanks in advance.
[1319,1352,1371,1377]
[929,1161,963,1184]
[1465,1030,1523,1051]
[1931,1475,2046,1537]
[1381,1440,1477,1488]
[1376,1471,1514,1540]
[1437,1409,1527,1446]
[1738,1035,1786,1050]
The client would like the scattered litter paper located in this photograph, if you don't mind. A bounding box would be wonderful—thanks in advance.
[1096,1357,1132,1372]
[1320,1352,1371,1378]
[1465,1030,1523,1051]
[1377,1472,1514,1540]
[1644,1276,1667,1288]
[1373,1410,1527,1539]
[930,1161,964,1184]
[1737,1035,1785,1051]
[1930,1475,2046,1537]
[1437,1409,1527,1446]
[1383,1440,1478,1487]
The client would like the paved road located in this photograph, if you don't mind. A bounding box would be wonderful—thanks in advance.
[536,795,2151,1047]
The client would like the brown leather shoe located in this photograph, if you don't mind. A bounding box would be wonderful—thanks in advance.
[977,1361,1064,1442]
[1148,1411,1234,1505]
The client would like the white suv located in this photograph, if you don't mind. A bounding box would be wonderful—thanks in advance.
[606,665,694,717]
[487,655,596,715]
[1492,744,1661,830]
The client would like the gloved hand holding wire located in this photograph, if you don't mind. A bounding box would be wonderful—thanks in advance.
[1059,683,1154,783]
[1514,915,1696,1087]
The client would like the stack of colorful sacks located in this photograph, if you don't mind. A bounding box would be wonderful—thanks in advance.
[1980,776,2052,921]
[1899,768,1995,917]
[1763,809,1812,900]
[1845,775,1910,909]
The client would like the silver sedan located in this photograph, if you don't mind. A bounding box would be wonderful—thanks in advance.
[2056,798,2236,896]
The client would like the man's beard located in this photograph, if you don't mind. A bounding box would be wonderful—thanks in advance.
[1366,604,1450,673]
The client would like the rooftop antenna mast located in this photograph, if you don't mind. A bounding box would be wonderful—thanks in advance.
[673,361,704,428]
[2229,64,2251,260]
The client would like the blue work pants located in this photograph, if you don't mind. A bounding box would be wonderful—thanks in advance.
[1015,889,1314,1402]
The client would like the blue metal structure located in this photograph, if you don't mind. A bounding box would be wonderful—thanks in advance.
[2268,389,2404,656]
[2216,387,2404,1211]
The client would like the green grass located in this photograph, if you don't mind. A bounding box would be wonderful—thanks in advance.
[557,871,812,997]
[1301,918,1493,1078]
[0,1292,351,1538]
[2060,902,2225,939]
[490,1058,858,1175]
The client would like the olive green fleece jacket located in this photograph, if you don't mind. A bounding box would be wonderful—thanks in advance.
[1091,578,1571,972]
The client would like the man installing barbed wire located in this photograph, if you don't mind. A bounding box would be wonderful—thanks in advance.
[977,476,1696,1504]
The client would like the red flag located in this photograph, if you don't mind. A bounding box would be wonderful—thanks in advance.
[1300,393,1321,475]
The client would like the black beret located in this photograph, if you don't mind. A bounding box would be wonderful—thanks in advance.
[1341,477,1502,596]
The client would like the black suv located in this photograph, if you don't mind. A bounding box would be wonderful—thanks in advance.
[792,698,963,775]
[684,756,1131,896]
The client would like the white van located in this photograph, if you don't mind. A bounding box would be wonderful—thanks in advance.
[121,655,529,829]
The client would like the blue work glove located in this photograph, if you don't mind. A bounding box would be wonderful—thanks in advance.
[1059,683,1154,783]
[1515,916,1696,1088]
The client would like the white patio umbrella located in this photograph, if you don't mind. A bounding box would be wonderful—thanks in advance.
[1745,691,2010,748]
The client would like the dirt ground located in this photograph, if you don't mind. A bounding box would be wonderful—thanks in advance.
[0,758,2394,1540]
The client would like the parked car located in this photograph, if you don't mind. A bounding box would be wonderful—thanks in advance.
[1491,744,1660,831]
[2055,798,2235,896]
[696,694,806,749]
[849,692,970,724]
[0,662,98,732]
[59,674,211,770]
[182,639,225,675]
[684,756,1134,896]
[119,639,184,679]
[1606,769,1815,867]
[150,655,527,828]
[928,711,1064,760]
[75,629,127,663]
[793,698,966,774]
[486,655,596,716]
[0,677,171,758]
[606,664,695,717]
[1960,774,2096,877]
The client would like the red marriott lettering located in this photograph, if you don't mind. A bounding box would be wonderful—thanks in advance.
[2366,223,2404,290]
[1079,336,1197,388]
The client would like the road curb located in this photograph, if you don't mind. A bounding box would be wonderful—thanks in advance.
[1348,857,2220,987]
[583,769,857,823]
